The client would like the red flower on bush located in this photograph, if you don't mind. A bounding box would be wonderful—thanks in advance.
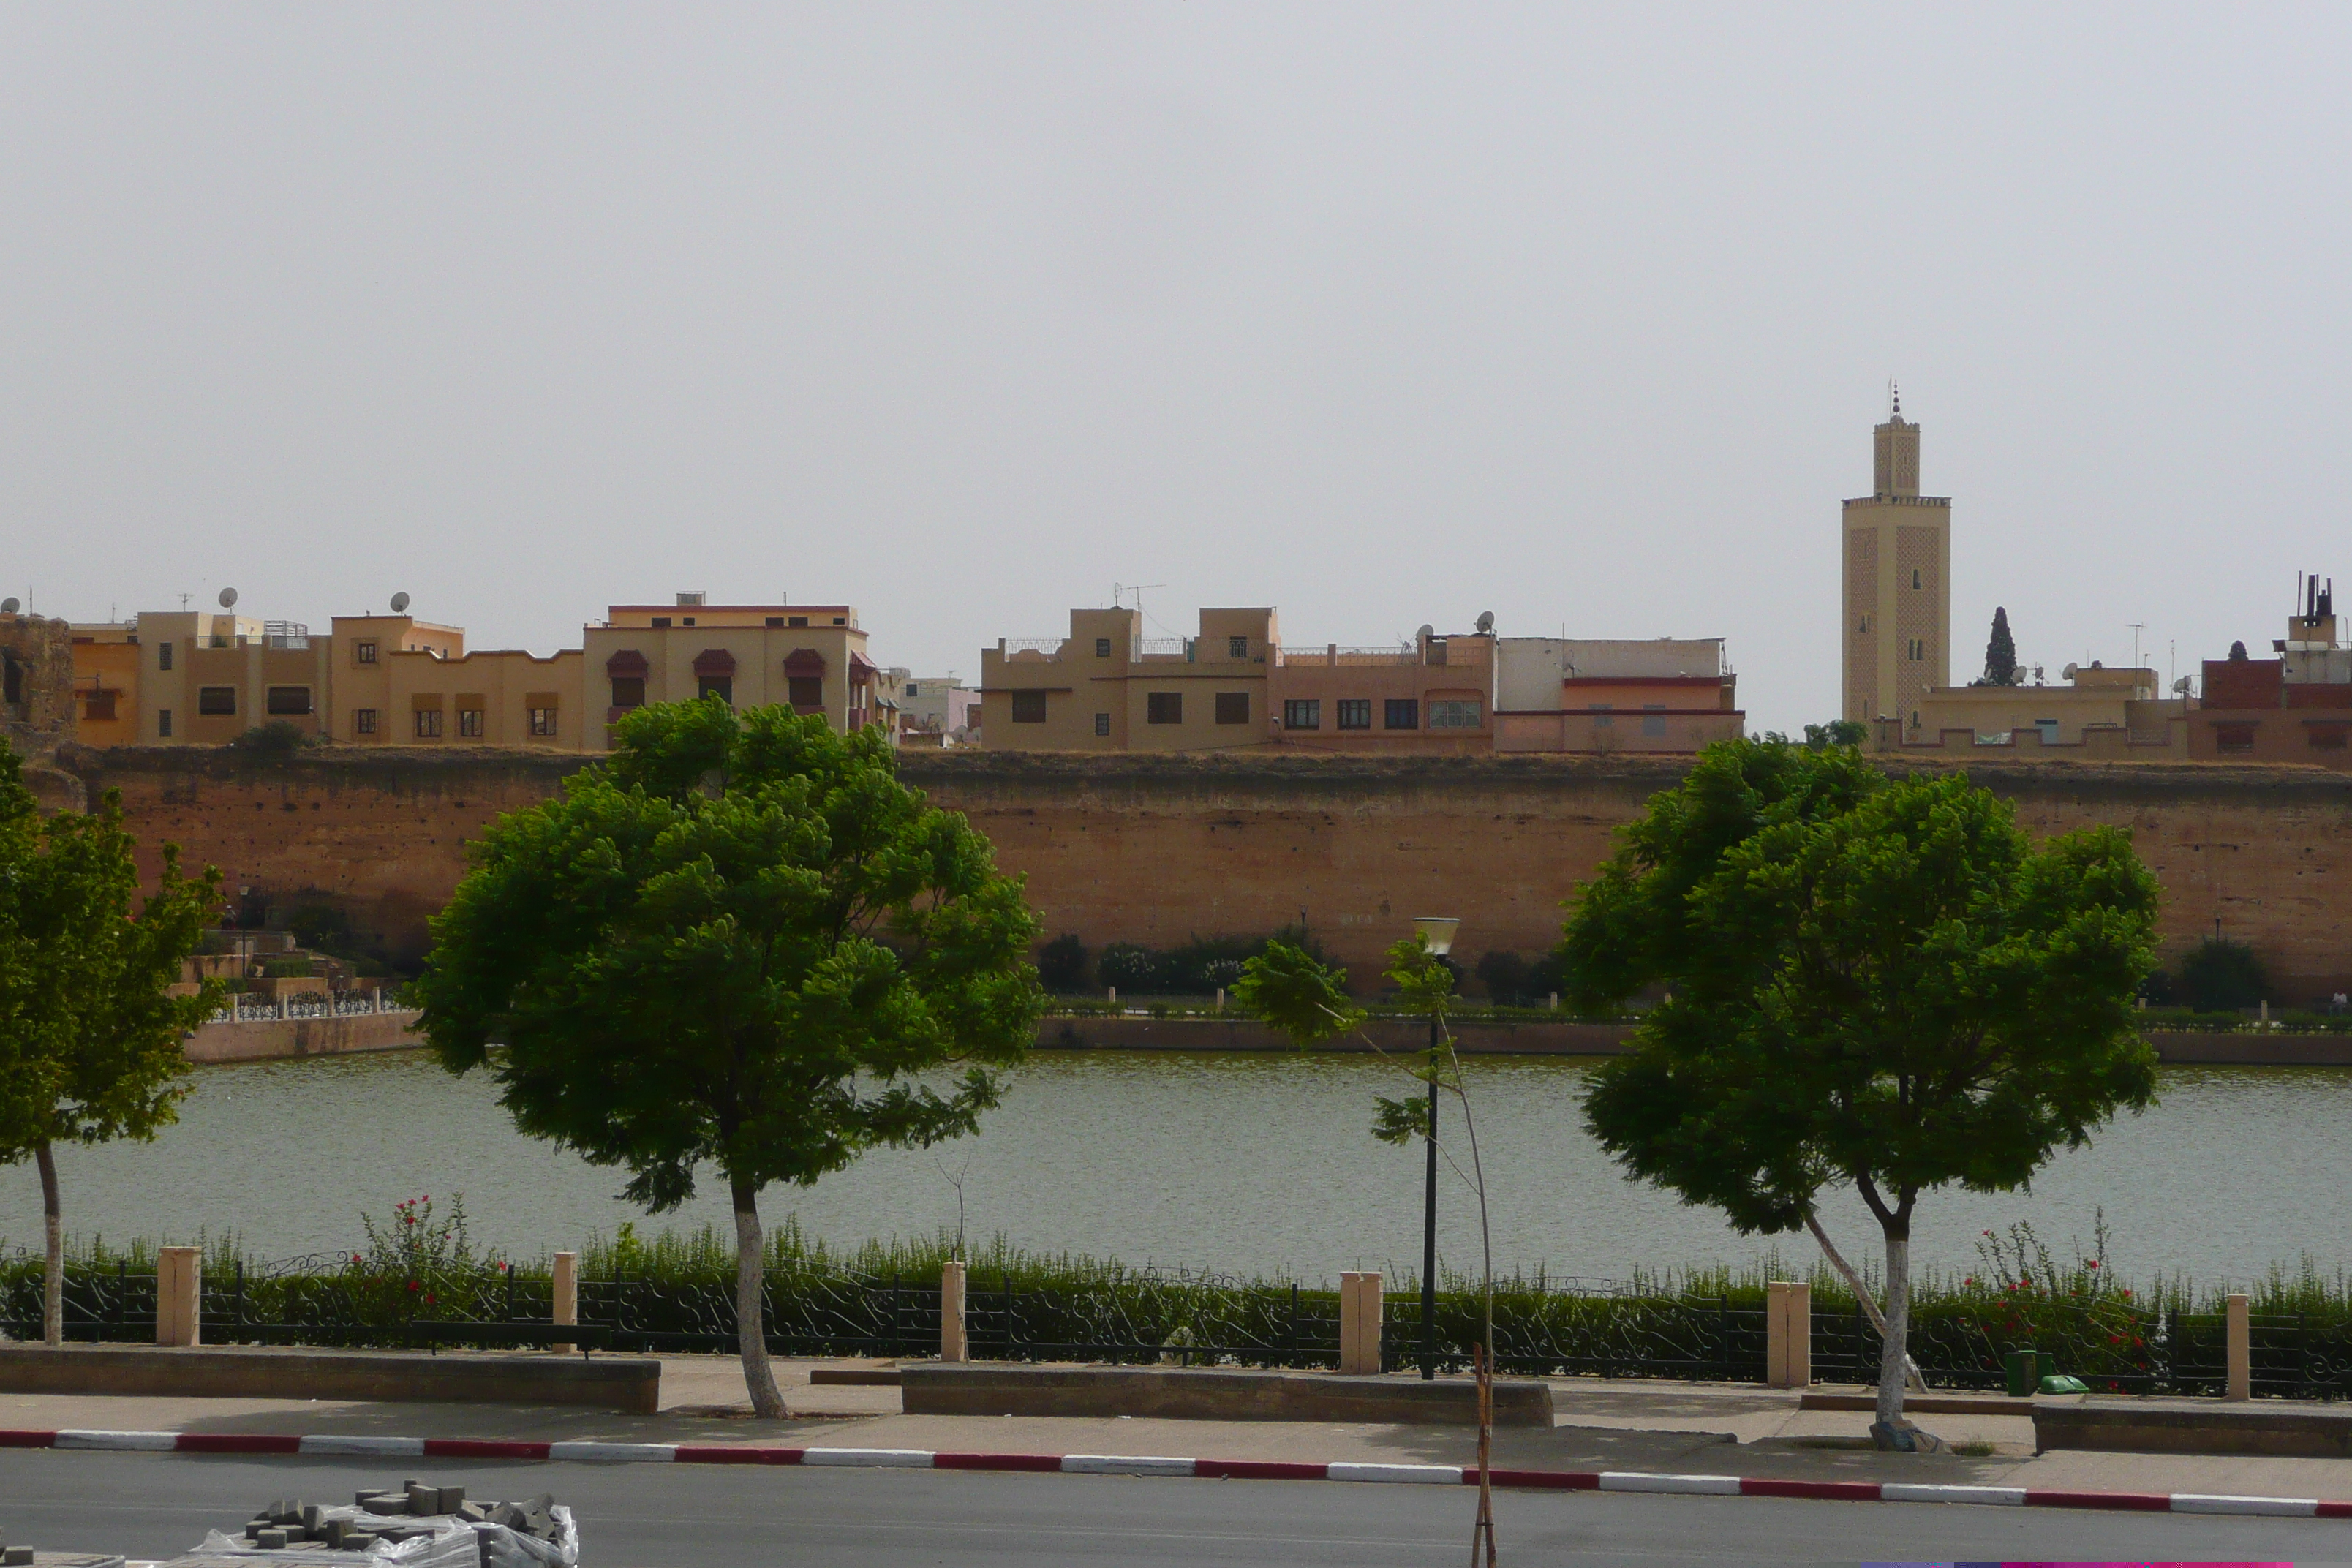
[406,1279,420,1292]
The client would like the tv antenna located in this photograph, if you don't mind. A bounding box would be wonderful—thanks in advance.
[2128,623,2145,676]
[1112,582,1164,615]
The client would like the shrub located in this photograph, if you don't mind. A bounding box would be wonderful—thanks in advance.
[260,957,312,979]
[1036,935,1090,993]
[1096,942,1164,993]
[2179,938,2267,1012]
[1476,950,1563,1005]
[228,720,314,756]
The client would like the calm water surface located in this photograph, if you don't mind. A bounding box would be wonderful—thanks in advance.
[3,1050,2343,1288]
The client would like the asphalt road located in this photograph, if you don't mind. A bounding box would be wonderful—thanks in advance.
[0,1452,2347,1566]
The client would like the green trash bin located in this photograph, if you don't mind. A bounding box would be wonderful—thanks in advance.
[2002,1347,2040,1398]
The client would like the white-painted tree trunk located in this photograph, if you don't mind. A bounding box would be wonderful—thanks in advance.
[1874,1229,1911,1431]
[733,1178,783,1418]
[1805,1213,1924,1392]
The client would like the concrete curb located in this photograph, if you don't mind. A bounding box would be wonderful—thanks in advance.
[4,1429,2347,1519]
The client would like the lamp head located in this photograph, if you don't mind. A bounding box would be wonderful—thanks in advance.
[1412,916,1460,956]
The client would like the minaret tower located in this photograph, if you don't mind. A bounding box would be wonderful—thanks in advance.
[1842,384,1950,737]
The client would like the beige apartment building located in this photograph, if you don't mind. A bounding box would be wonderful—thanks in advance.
[67,592,893,753]
[87,611,336,746]
[1882,663,2189,758]
[329,614,585,749]
[983,607,1743,755]
[584,596,886,747]
[1843,396,1951,738]
[1493,638,1743,754]
[980,608,1274,751]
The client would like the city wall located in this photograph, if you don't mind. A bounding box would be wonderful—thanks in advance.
[51,746,2352,1001]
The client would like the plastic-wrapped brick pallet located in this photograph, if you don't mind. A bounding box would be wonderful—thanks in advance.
[160,1507,577,1568]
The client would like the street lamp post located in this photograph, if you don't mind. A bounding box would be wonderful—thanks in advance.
[1412,916,1459,1382]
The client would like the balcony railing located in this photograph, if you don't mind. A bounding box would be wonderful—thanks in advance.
[1000,638,1065,659]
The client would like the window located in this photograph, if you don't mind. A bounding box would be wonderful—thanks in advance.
[698,676,733,706]
[1094,712,1111,736]
[157,641,173,671]
[1215,692,1249,725]
[788,675,823,707]
[2313,728,2349,751]
[1856,616,1869,633]
[2216,723,2256,753]
[1284,699,1321,730]
[1011,690,1048,723]
[414,708,443,739]
[832,617,845,625]
[157,709,172,738]
[611,677,646,709]
[651,616,672,627]
[354,709,378,736]
[1384,698,1419,731]
[1641,704,1667,738]
[681,617,696,627]
[265,686,312,716]
[1335,698,1371,730]
[1906,638,1928,661]
[1096,637,1113,658]
[766,617,788,628]
[1147,692,1183,725]
[1429,699,1482,730]
[354,641,378,666]
[1228,636,1248,660]
[905,683,919,698]
[1593,702,1614,726]
[789,616,809,627]
[197,686,237,716]
[1912,568,1922,589]
[529,706,557,737]
[453,707,480,738]
[83,690,116,722]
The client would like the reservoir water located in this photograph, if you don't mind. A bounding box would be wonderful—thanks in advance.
[4,1049,2344,1289]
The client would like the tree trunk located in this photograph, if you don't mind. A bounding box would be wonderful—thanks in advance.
[1874,1225,1911,1431]
[1806,1213,1924,1392]
[36,1142,62,1349]
[732,1176,783,1419]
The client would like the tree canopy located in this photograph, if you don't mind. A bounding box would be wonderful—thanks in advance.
[415,701,1043,1413]
[0,741,222,1343]
[1559,739,2160,1435]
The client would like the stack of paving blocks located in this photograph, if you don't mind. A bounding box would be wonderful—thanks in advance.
[0,1548,124,1568]
[221,1480,566,1560]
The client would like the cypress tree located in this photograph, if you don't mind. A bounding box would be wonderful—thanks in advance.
[1983,606,2019,687]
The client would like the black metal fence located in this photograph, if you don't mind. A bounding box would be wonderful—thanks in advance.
[9,1254,2350,1399]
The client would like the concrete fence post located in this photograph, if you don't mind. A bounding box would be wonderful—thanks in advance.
[941,1260,968,1363]
[275,992,288,1021]
[1107,986,1117,1007]
[1339,1271,1384,1375]
[2226,1292,2251,1401]
[157,1245,200,1347]
[1765,1281,1812,1387]
[551,1251,578,1354]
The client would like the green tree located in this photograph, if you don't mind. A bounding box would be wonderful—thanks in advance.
[0,742,222,1344]
[1234,935,1502,1560]
[1800,719,1867,749]
[414,701,1044,1415]
[1558,739,2159,1441]
[1977,606,2019,687]
[2177,937,2266,1013]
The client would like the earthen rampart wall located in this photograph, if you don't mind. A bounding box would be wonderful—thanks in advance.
[53,747,2352,1001]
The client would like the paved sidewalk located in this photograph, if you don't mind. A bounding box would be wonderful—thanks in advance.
[5,1356,2349,1507]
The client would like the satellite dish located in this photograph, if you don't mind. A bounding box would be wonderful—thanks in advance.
[218,587,238,608]
[2061,663,2078,681]
[1417,623,1436,641]
[1475,611,1495,634]
[2174,676,2193,696]
[391,592,411,614]
[0,598,18,614]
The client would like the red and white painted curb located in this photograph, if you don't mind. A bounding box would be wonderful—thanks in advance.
[4,1430,2346,1520]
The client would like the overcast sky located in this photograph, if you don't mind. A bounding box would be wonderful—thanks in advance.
[5,4,2347,734]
